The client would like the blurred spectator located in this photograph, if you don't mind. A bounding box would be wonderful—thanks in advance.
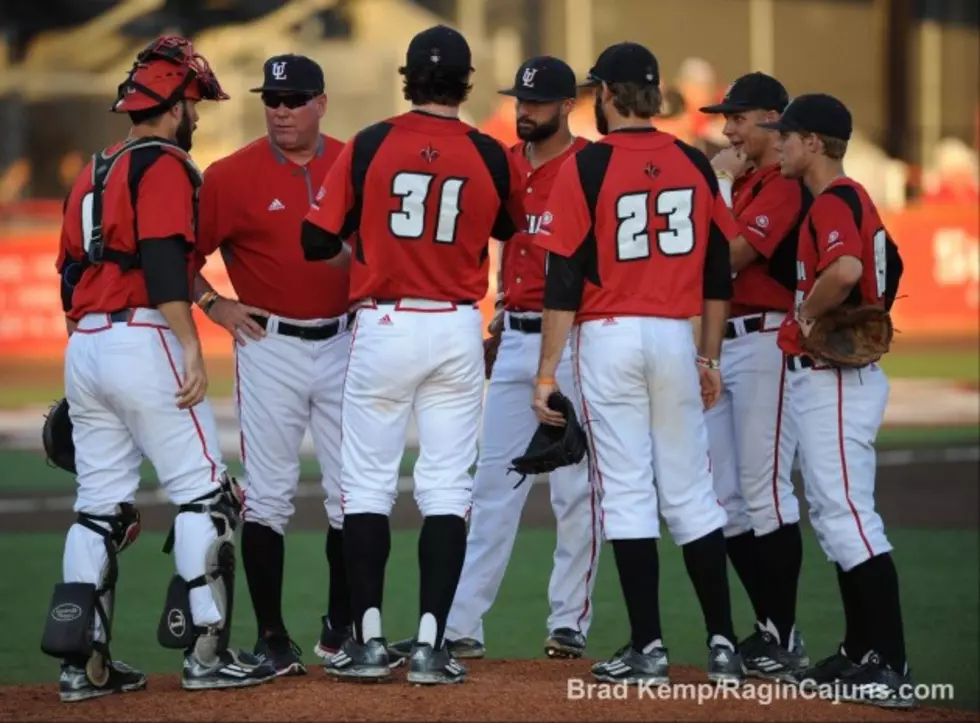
[920,137,980,205]
[674,57,724,147]
[568,87,602,141]
[654,86,694,144]
[841,129,909,210]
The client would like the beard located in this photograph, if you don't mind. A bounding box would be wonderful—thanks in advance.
[175,104,194,151]
[594,94,609,136]
[516,111,561,142]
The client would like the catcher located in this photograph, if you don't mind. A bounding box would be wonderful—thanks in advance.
[759,93,913,708]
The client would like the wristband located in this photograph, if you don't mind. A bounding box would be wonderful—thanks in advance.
[715,173,734,209]
[197,290,219,314]
[536,376,556,385]
[696,355,721,370]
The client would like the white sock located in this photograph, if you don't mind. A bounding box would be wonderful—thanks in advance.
[361,607,381,642]
[417,613,437,648]
[641,638,664,654]
[763,618,782,646]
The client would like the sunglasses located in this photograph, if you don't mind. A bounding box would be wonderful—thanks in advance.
[261,92,314,109]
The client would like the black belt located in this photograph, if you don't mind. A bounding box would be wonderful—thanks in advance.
[108,310,130,323]
[786,354,816,371]
[507,315,541,334]
[250,313,354,341]
[724,315,765,339]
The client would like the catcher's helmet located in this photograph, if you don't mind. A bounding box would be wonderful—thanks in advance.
[111,35,229,113]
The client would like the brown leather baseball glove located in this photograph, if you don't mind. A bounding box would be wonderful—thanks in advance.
[802,305,895,368]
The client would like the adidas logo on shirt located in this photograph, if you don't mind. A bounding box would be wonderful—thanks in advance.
[268,198,285,211]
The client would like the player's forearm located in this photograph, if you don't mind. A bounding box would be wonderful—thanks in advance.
[537,309,575,380]
[800,260,862,319]
[730,235,761,273]
[65,317,77,337]
[157,301,201,351]
[326,242,352,269]
[699,300,728,361]
[192,273,215,301]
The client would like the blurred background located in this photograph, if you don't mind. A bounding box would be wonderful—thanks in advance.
[0,1,977,708]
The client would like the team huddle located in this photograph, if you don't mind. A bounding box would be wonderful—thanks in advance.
[42,24,913,710]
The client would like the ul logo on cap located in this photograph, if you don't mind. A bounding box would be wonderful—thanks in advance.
[272,61,287,80]
[522,67,538,88]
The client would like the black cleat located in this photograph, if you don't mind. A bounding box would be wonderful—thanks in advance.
[59,659,147,703]
[835,652,916,709]
[591,644,669,685]
[740,626,809,682]
[545,628,586,659]
[181,648,276,690]
[254,632,307,677]
[313,616,350,660]
[406,643,467,685]
[323,636,391,681]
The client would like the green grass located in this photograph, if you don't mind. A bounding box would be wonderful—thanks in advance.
[879,348,979,382]
[1,528,977,710]
[0,424,976,494]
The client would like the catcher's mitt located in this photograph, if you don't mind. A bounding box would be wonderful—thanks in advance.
[42,398,76,474]
[508,392,588,489]
[802,305,894,368]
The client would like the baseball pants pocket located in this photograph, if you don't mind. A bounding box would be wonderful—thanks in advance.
[574,322,659,541]
[641,319,727,546]
[792,366,893,572]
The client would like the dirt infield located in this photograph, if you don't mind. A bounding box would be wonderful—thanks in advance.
[1,661,977,722]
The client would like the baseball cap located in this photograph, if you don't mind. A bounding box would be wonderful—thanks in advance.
[249,54,325,94]
[498,56,576,102]
[580,42,660,87]
[700,72,789,114]
[404,25,473,72]
[756,93,853,141]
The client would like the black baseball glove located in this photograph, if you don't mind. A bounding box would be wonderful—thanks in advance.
[508,391,588,489]
[42,397,76,474]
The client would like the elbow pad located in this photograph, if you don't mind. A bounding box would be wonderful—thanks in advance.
[301,219,342,261]
[543,252,585,311]
[60,259,84,313]
[703,225,734,301]
[138,236,191,306]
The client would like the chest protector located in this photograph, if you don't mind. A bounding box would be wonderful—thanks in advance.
[84,136,202,272]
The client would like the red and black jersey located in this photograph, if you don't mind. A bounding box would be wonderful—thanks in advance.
[57,136,201,320]
[304,110,525,303]
[778,177,904,356]
[729,163,812,315]
[536,128,736,322]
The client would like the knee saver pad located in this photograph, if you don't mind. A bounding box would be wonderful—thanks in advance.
[41,504,141,668]
[158,475,242,651]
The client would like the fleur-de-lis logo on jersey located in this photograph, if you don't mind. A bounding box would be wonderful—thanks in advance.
[420,144,440,163]
[644,161,660,179]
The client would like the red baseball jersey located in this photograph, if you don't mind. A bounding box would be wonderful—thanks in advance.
[305,110,525,303]
[57,139,199,321]
[536,128,737,322]
[502,137,591,312]
[729,163,811,316]
[198,134,349,319]
[778,178,898,356]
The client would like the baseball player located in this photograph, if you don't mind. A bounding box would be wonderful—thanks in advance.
[532,42,745,686]
[44,36,275,702]
[302,24,525,685]
[193,54,351,676]
[389,56,598,664]
[759,94,912,707]
[697,73,811,679]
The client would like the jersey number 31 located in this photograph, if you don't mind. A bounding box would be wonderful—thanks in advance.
[616,188,695,261]
[389,171,463,244]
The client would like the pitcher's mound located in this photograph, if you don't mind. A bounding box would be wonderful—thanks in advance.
[1,660,974,722]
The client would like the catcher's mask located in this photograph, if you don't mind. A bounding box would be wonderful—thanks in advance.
[111,35,229,114]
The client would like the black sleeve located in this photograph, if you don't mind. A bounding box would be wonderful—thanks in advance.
[301,219,343,261]
[543,246,587,311]
[138,236,191,306]
[703,222,733,300]
[467,130,518,241]
[59,256,83,313]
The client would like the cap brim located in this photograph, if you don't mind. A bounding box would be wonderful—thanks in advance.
[699,101,753,114]
[756,119,791,131]
[249,86,323,94]
[498,88,571,102]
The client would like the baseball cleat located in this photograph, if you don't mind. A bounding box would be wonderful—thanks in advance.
[707,643,746,684]
[591,644,670,685]
[794,645,862,686]
[181,648,276,690]
[323,636,392,681]
[545,628,586,659]
[740,626,809,682]
[833,652,915,709]
[406,643,467,685]
[313,616,350,659]
[388,636,484,663]
[59,660,147,703]
[254,632,307,677]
